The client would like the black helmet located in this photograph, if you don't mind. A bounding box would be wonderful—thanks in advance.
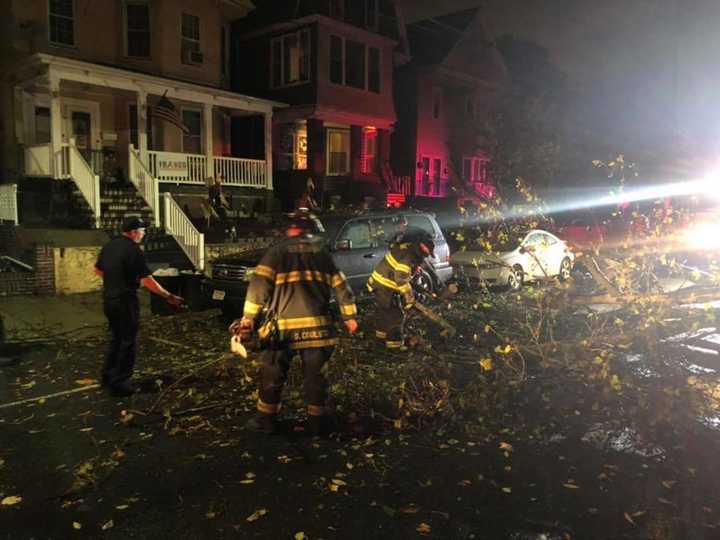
[286,211,324,234]
[399,227,435,257]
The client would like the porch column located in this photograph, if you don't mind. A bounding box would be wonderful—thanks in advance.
[203,103,214,180]
[307,118,325,178]
[136,89,148,164]
[264,111,273,190]
[49,72,63,178]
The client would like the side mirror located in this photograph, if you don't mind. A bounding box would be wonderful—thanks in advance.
[335,239,352,251]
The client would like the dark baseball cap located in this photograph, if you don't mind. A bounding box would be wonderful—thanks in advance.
[121,216,149,232]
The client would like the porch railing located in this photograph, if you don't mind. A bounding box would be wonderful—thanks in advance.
[214,156,267,188]
[128,145,160,225]
[147,150,269,188]
[0,184,18,225]
[163,192,205,271]
[24,143,54,177]
[65,143,101,228]
[148,150,208,184]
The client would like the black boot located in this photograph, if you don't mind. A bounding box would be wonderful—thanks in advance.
[245,413,277,435]
[108,380,138,397]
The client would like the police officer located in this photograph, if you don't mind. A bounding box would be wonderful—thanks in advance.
[230,212,358,436]
[95,217,184,396]
[367,228,434,350]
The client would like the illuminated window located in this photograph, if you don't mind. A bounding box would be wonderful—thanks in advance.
[271,30,311,87]
[294,124,307,170]
[327,128,350,175]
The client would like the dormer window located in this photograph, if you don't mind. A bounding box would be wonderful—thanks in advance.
[49,0,75,46]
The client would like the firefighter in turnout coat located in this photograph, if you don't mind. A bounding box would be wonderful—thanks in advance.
[231,212,358,435]
[367,228,435,350]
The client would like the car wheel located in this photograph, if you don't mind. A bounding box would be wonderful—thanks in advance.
[558,257,572,282]
[507,266,524,291]
[411,269,436,303]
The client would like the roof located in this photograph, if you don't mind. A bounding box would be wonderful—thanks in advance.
[406,8,478,66]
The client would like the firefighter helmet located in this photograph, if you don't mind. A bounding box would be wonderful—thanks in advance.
[399,227,435,258]
[286,211,325,234]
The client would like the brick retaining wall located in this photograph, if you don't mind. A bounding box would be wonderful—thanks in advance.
[0,245,55,297]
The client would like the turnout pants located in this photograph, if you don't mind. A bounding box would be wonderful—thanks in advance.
[257,346,334,417]
[373,288,406,349]
[102,295,140,386]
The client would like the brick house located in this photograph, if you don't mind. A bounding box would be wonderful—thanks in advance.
[232,0,410,209]
[391,8,507,202]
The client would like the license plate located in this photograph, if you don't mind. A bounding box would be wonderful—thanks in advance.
[212,290,226,301]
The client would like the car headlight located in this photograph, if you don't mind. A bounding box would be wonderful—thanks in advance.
[684,222,720,250]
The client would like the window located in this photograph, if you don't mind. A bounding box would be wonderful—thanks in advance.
[364,0,378,30]
[338,219,372,249]
[432,158,442,195]
[49,0,75,46]
[181,13,201,64]
[345,40,365,89]
[125,2,150,58]
[361,128,377,174]
[463,156,489,184]
[128,104,154,149]
[327,128,350,176]
[294,125,307,170]
[405,215,435,237]
[368,47,380,93]
[330,36,343,84]
[329,35,380,92]
[182,109,202,154]
[271,30,310,87]
[35,107,51,144]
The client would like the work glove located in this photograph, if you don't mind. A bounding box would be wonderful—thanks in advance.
[343,319,359,334]
[165,294,185,311]
[229,317,254,340]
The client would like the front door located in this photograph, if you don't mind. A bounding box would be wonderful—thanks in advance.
[62,101,100,169]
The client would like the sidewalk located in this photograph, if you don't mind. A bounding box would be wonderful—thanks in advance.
[0,291,152,341]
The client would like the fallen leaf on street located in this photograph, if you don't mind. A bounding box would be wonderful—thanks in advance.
[417,522,432,535]
[294,533,306,540]
[75,379,97,386]
[624,512,636,526]
[101,520,114,530]
[1,496,22,506]
[499,442,514,452]
[246,508,268,522]
[563,483,580,489]
[72,522,82,530]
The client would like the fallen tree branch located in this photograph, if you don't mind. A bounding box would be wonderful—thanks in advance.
[0,384,100,410]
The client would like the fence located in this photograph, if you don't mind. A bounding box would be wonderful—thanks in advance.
[0,184,18,225]
[163,192,205,271]
[128,145,160,224]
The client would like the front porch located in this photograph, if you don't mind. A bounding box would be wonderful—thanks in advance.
[12,54,281,271]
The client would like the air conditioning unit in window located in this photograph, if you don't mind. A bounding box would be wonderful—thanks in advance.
[183,49,204,64]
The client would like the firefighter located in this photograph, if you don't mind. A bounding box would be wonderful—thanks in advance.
[230,212,358,436]
[367,228,435,350]
[95,217,184,397]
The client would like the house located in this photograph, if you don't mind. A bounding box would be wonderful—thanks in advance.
[391,8,507,203]
[0,0,283,271]
[231,0,410,209]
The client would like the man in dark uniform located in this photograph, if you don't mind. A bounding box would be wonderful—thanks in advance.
[230,212,358,435]
[367,228,434,350]
[95,217,183,396]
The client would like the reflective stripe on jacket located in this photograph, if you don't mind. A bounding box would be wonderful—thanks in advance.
[243,235,356,349]
[367,245,420,307]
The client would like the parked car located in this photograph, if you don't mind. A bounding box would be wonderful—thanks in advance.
[203,210,454,318]
[451,229,574,291]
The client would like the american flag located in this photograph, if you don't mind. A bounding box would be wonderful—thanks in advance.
[152,92,189,134]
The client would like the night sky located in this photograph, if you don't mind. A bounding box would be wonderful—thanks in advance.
[400,0,720,175]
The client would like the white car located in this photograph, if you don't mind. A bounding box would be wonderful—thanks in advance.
[451,229,574,291]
